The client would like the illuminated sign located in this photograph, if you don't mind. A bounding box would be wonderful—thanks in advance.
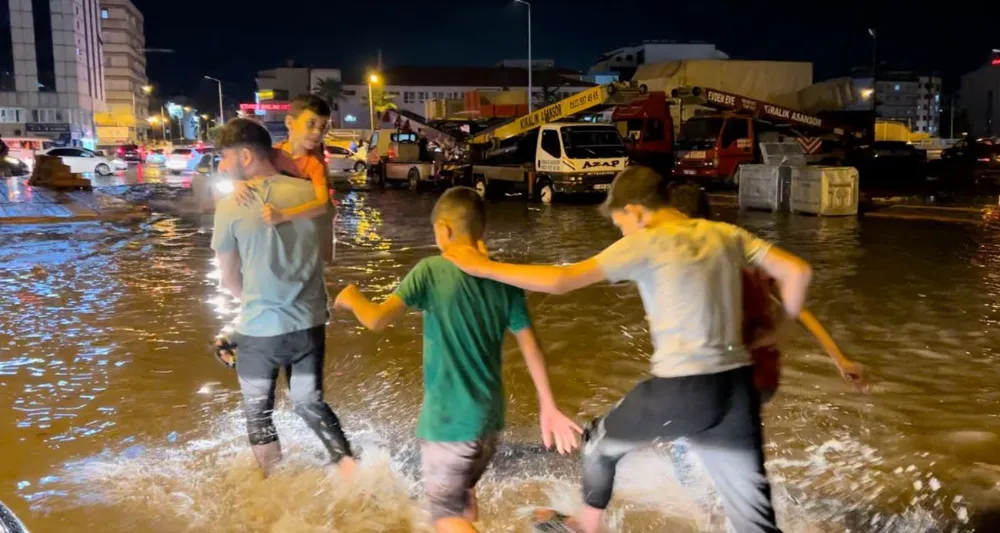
[239,103,291,112]
[257,90,275,100]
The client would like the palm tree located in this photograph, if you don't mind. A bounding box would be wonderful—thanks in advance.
[371,87,397,114]
[313,77,344,127]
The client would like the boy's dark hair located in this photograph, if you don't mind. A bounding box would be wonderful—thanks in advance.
[215,118,273,158]
[665,181,712,218]
[600,165,669,215]
[431,186,486,239]
[289,94,331,119]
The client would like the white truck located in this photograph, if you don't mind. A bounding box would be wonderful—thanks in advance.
[466,83,640,203]
[469,122,627,203]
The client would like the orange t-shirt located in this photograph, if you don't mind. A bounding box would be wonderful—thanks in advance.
[272,141,327,183]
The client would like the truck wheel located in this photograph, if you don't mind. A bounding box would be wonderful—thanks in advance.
[408,168,420,192]
[353,161,366,173]
[474,176,488,198]
[537,181,555,204]
[371,163,385,188]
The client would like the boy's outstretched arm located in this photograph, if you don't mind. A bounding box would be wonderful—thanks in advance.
[513,326,583,454]
[797,308,866,389]
[334,284,408,332]
[444,246,606,295]
[756,245,812,318]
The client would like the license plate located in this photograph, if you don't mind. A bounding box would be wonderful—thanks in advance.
[593,183,611,191]
[686,151,707,159]
[682,169,696,175]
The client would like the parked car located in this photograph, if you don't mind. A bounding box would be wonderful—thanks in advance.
[115,144,145,164]
[926,137,1000,189]
[39,147,115,176]
[165,147,204,174]
[325,145,366,173]
[190,152,230,212]
[146,148,167,165]
[94,150,128,170]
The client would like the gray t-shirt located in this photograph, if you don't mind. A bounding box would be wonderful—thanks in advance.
[211,175,332,337]
[596,219,772,378]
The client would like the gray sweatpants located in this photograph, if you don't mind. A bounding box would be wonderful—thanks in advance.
[581,366,780,533]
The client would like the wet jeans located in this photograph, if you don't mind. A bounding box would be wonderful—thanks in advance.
[581,366,780,533]
[234,325,353,463]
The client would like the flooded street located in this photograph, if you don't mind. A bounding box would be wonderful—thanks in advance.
[2,187,1000,532]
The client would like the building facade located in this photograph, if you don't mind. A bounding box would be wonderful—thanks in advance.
[95,0,147,144]
[590,41,730,80]
[337,66,594,130]
[849,72,942,135]
[959,57,1000,138]
[0,0,105,147]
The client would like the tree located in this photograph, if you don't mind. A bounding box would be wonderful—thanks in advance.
[370,86,397,114]
[313,77,345,127]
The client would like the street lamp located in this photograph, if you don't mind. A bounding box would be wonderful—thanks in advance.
[204,75,225,127]
[201,114,211,140]
[367,73,379,134]
[514,0,532,112]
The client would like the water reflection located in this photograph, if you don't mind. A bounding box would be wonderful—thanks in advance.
[1,189,999,531]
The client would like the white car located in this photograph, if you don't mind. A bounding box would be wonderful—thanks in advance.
[166,147,206,174]
[325,146,366,173]
[40,147,115,176]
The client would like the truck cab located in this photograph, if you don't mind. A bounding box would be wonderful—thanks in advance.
[673,115,755,183]
[472,122,628,203]
[611,91,674,176]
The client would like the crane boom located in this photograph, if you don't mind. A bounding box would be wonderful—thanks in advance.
[468,82,641,145]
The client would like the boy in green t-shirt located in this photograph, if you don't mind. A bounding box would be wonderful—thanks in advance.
[334,187,581,533]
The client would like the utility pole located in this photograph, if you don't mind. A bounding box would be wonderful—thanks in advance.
[869,28,878,143]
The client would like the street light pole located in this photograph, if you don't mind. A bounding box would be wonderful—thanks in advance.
[368,74,379,134]
[514,0,532,112]
[869,28,877,143]
[204,75,224,126]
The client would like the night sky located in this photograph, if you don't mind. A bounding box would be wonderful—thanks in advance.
[135,0,999,106]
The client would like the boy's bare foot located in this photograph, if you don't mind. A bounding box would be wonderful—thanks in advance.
[434,516,478,533]
[336,456,358,478]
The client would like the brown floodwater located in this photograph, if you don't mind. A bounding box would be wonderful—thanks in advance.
[2,187,1000,532]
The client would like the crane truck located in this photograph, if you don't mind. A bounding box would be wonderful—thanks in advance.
[670,86,862,184]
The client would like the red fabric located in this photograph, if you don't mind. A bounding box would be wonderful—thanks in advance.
[742,268,780,395]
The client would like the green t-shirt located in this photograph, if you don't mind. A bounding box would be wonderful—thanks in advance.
[395,255,531,442]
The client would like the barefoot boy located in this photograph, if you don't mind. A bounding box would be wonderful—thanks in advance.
[334,187,582,532]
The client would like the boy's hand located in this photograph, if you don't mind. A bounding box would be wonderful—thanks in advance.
[838,359,867,391]
[232,181,256,207]
[442,245,491,277]
[261,203,285,225]
[539,403,583,455]
[334,284,360,311]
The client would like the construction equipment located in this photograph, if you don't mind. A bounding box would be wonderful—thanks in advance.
[469,82,643,146]
[671,86,861,183]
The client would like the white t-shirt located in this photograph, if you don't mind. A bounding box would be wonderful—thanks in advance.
[596,219,772,378]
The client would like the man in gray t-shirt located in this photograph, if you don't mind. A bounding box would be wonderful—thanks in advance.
[444,167,813,533]
[211,118,354,476]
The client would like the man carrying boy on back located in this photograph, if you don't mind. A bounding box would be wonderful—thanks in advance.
[444,166,814,533]
[212,118,355,477]
[333,187,582,533]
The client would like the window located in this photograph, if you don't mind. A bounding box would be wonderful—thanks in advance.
[101,8,108,18]
[625,54,633,62]
[644,118,665,142]
[721,118,749,148]
[31,109,39,122]
[31,0,57,92]
[404,91,415,104]
[0,1,14,91]
[540,130,562,157]
[417,91,427,101]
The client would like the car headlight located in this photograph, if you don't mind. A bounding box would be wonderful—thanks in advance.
[214,178,234,194]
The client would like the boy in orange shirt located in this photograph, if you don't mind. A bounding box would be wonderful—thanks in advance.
[232,94,333,226]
